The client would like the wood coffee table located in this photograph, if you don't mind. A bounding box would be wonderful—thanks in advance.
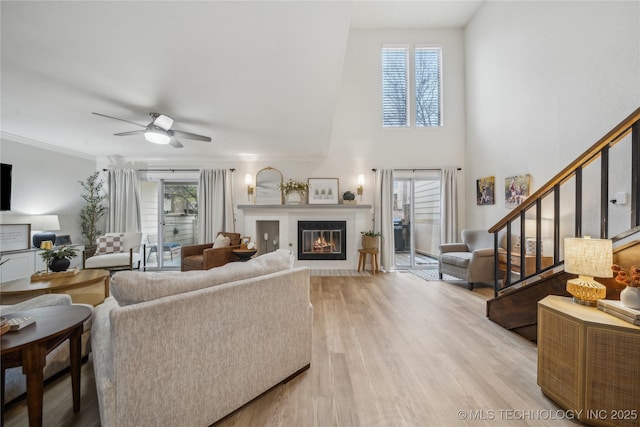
[1,305,92,427]
[0,269,110,306]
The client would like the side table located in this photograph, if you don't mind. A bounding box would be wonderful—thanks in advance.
[232,249,257,262]
[357,248,379,274]
[1,305,92,427]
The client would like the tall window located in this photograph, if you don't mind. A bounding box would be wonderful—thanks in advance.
[382,47,408,127]
[415,47,442,127]
[382,46,442,128]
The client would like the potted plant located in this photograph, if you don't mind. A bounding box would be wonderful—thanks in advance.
[40,245,78,272]
[278,179,310,205]
[361,230,382,249]
[79,172,106,255]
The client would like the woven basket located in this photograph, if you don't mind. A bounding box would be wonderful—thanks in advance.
[362,235,380,249]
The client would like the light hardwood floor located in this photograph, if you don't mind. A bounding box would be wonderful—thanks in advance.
[4,273,580,426]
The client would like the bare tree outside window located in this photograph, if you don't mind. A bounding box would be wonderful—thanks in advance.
[382,46,442,128]
[415,47,442,127]
[382,47,408,127]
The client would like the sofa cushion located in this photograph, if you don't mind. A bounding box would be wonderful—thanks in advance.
[440,252,472,268]
[85,252,140,269]
[111,249,295,306]
[95,234,123,255]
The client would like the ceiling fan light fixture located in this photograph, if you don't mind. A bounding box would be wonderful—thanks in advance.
[144,127,171,145]
[153,114,174,131]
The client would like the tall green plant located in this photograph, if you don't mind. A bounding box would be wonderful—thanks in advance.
[79,172,106,245]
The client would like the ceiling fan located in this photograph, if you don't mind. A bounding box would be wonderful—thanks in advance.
[92,112,212,148]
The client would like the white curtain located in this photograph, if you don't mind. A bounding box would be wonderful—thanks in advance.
[107,169,141,233]
[198,169,235,243]
[374,169,395,272]
[440,167,459,243]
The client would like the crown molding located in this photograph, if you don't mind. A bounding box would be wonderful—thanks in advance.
[1,131,96,161]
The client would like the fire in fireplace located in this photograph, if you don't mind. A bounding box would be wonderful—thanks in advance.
[298,221,346,260]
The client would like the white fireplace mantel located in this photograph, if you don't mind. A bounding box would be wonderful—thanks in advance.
[237,204,372,270]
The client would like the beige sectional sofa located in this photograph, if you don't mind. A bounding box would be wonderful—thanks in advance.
[91,250,312,427]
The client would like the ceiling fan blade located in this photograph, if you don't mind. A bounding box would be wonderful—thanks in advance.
[169,137,184,148]
[92,112,146,128]
[170,130,211,142]
[114,130,145,136]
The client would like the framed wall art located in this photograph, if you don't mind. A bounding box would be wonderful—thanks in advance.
[0,223,31,252]
[476,176,495,205]
[308,178,339,205]
[505,174,531,209]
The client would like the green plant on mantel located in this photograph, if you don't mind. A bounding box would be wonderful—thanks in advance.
[278,180,310,196]
[79,172,106,245]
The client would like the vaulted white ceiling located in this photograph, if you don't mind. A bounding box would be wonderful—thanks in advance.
[1,1,482,163]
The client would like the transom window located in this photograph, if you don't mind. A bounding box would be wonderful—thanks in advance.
[382,46,442,128]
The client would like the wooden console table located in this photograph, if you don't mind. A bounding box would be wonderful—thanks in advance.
[538,296,640,427]
[0,269,110,306]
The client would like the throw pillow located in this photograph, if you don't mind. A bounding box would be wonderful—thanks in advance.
[95,234,124,255]
[212,234,230,248]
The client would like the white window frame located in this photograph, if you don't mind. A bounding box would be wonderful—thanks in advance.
[381,44,443,128]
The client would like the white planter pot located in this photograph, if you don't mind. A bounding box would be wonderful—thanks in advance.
[620,286,640,310]
[287,192,303,205]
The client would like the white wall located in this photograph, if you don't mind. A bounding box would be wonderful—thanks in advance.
[98,27,468,237]
[0,133,97,244]
[465,1,640,230]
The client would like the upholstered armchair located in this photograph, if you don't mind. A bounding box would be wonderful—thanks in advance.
[83,232,144,271]
[438,229,504,290]
[181,232,241,271]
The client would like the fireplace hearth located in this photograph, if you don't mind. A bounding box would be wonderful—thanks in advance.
[298,221,346,260]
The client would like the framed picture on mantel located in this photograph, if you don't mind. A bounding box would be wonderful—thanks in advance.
[308,178,339,205]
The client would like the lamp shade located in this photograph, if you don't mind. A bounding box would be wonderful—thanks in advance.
[564,237,612,278]
[30,214,60,231]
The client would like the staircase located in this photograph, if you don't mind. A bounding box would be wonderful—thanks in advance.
[486,107,640,340]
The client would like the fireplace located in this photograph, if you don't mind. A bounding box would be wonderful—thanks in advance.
[298,221,346,260]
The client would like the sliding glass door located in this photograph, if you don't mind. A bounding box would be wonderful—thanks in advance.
[140,180,198,270]
[393,171,441,269]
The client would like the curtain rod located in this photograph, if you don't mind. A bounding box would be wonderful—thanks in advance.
[102,168,235,172]
[371,168,461,172]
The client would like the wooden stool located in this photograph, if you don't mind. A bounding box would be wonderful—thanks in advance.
[358,248,379,274]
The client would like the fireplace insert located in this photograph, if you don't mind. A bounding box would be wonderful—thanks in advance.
[298,221,346,260]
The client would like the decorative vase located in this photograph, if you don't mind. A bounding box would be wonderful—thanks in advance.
[50,257,70,272]
[620,286,640,310]
[287,191,304,205]
[362,235,380,250]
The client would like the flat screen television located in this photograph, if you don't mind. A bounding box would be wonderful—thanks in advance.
[1,163,12,211]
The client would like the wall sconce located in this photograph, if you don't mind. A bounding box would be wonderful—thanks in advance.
[357,174,364,200]
[245,173,254,202]
[564,236,612,306]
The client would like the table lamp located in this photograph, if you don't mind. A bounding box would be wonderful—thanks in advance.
[564,236,612,306]
[31,215,60,248]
